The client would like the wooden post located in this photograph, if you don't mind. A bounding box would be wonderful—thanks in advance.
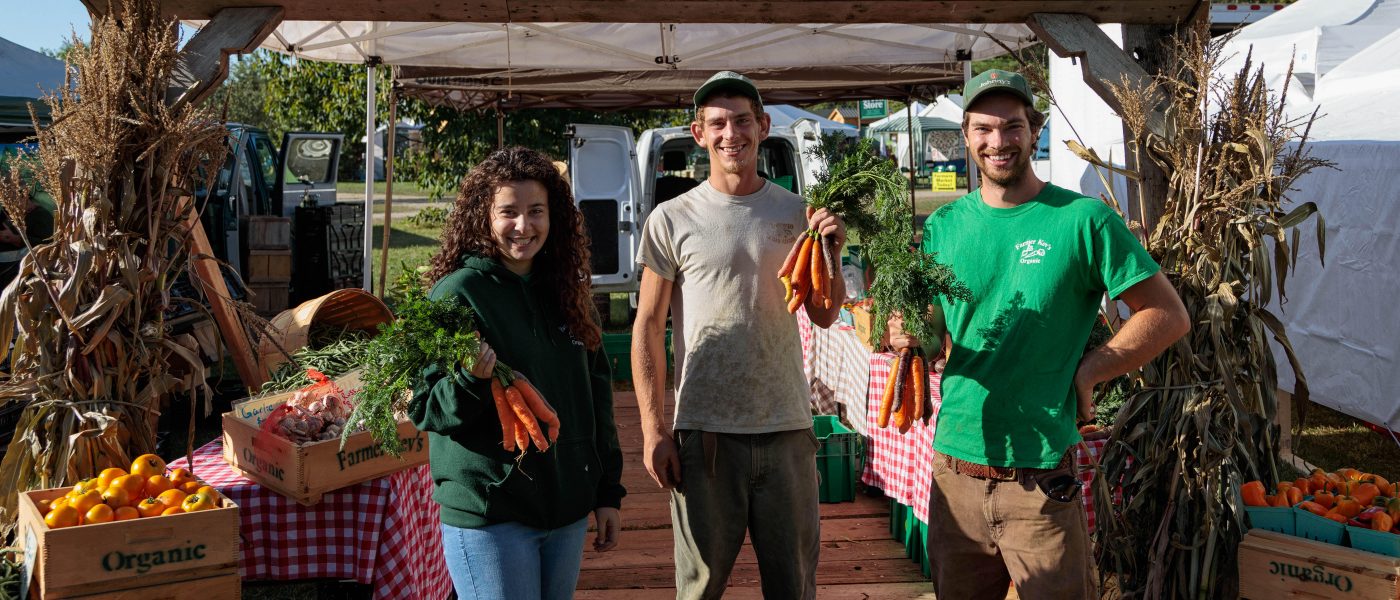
[166,7,283,108]
[181,197,264,391]
[1118,24,1177,230]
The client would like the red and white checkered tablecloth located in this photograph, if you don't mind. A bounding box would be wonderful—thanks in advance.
[168,438,453,599]
[857,353,1107,533]
[797,308,874,436]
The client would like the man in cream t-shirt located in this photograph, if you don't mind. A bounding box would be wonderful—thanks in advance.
[630,71,846,600]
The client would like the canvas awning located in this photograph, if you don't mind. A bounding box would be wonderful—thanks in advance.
[866,115,961,134]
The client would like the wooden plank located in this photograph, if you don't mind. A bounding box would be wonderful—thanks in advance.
[577,556,929,590]
[96,0,1198,24]
[582,534,908,571]
[588,517,903,551]
[1026,13,1169,139]
[618,493,887,531]
[575,581,938,599]
[1118,23,1177,232]
[166,7,284,108]
[181,196,264,391]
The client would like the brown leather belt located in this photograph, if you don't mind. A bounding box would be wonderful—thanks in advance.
[939,450,1074,482]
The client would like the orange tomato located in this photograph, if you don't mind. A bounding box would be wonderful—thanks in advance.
[44,505,80,529]
[1285,486,1304,507]
[1241,481,1268,507]
[85,503,114,524]
[112,474,145,496]
[168,468,196,488]
[180,493,217,513]
[69,490,103,514]
[155,489,187,509]
[1373,512,1395,532]
[179,480,203,495]
[97,467,128,489]
[144,475,174,498]
[160,506,183,516]
[114,506,140,521]
[130,454,167,479]
[196,485,220,503]
[71,478,103,496]
[1334,496,1363,518]
[1313,491,1337,509]
[1355,483,1382,506]
[49,496,70,510]
[36,498,53,513]
[1297,501,1329,516]
[101,487,131,509]
[137,497,166,518]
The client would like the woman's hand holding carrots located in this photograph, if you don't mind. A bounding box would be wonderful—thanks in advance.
[469,342,497,379]
[487,365,562,455]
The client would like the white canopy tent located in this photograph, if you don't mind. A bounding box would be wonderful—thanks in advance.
[1220,0,1400,431]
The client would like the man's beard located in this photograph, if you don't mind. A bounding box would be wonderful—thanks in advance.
[977,152,1030,188]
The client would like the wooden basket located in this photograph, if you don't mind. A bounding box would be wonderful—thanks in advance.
[258,288,393,375]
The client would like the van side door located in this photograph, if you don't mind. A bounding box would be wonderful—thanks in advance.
[567,124,641,293]
[276,132,343,217]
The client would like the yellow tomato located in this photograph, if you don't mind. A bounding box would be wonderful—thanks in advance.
[101,487,131,509]
[130,454,167,479]
[168,468,196,488]
[179,480,202,495]
[69,490,103,514]
[85,503,115,524]
[137,497,166,518]
[160,506,183,516]
[180,493,217,512]
[144,475,174,498]
[114,506,140,521]
[112,474,145,496]
[44,505,80,529]
[71,478,103,496]
[97,467,128,489]
[196,486,220,503]
[155,489,186,509]
[49,497,70,510]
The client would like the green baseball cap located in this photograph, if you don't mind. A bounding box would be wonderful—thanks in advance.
[693,70,763,113]
[963,69,1034,110]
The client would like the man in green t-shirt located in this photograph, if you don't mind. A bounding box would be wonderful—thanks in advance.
[893,69,1190,598]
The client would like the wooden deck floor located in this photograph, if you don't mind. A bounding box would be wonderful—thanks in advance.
[576,391,936,599]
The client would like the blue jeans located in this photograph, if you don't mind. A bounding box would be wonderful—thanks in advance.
[440,517,590,600]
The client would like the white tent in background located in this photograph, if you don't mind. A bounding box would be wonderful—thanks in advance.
[764,105,856,134]
[1221,0,1400,431]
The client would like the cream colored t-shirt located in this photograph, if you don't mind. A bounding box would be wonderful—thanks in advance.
[637,180,812,434]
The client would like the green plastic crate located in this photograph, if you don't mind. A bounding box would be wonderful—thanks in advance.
[814,415,860,503]
[601,330,671,382]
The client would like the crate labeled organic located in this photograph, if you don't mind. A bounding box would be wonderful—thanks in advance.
[221,370,429,505]
[15,487,238,599]
[32,572,241,600]
[1239,529,1400,599]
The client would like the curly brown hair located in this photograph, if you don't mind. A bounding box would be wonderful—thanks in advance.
[426,146,601,351]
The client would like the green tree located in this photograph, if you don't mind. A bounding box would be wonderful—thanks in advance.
[39,40,79,64]
[204,57,277,132]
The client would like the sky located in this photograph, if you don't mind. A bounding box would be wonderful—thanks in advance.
[0,1,93,54]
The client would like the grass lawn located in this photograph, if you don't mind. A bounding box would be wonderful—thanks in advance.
[371,220,444,293]
[1293,402,1400,477]
[337,180,428,197]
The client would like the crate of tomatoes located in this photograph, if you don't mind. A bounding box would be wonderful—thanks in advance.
[15,453,240,599]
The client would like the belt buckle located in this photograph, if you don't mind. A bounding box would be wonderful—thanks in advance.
[991,465,1018,481]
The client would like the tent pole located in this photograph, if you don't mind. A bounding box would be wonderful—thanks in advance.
[964,59,978,192]
[363,48,379,294]
[378,86,398,297]
[906,99,916,224]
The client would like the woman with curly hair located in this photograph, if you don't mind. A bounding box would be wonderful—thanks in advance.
[410,146,625,600]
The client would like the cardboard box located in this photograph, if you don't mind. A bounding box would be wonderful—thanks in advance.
[15,487,239,599]
[850,304,885,352]
[221,370,429,505]
[1239,529,1400,599]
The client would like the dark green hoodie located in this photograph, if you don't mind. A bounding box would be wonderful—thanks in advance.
[409,255,625,530]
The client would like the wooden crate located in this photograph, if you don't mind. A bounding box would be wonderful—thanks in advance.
[245,216,291,249]
[246,249,293,283]
[29,573,241,599]
[1239,529,1400,599]
[15,488,239,599]
[247,282,290,316]
[850,304,885,352]
[221,370,429,505]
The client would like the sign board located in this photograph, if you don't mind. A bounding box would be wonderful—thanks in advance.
[931,172,958,192]
[859,99,887,120]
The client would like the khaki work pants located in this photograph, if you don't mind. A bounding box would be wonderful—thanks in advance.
[670,428,822,600]
[926,451,1097,600]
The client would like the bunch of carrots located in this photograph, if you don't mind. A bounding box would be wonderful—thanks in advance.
[489,365,560,454]
[778,229,839,313]
[877,347,933,433]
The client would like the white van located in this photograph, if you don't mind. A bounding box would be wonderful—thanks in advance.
[568,117,854,298]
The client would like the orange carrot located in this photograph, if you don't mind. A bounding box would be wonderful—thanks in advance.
[809,231,825,302]
[513,421,529,454]
[491,379,519,451]
[512,373,560,444]
[787,275,808,314]
[790,234,814,292]
[878,356,898,428]
[911,354,926,422]
[898,361,916,434]
[504,385,549,452]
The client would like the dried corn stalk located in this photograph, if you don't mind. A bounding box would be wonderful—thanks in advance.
[0,0,228,537]
[1082,30,1331,599]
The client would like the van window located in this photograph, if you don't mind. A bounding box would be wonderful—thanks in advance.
[655,138,801,198]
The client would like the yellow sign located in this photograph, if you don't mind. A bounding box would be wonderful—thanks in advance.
[931,172,958,192]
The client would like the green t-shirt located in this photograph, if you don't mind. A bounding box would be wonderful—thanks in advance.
[921,184,1159,468]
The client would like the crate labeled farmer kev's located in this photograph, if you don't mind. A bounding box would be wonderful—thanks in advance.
[15,487,239,599]
[222,369,428,505]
